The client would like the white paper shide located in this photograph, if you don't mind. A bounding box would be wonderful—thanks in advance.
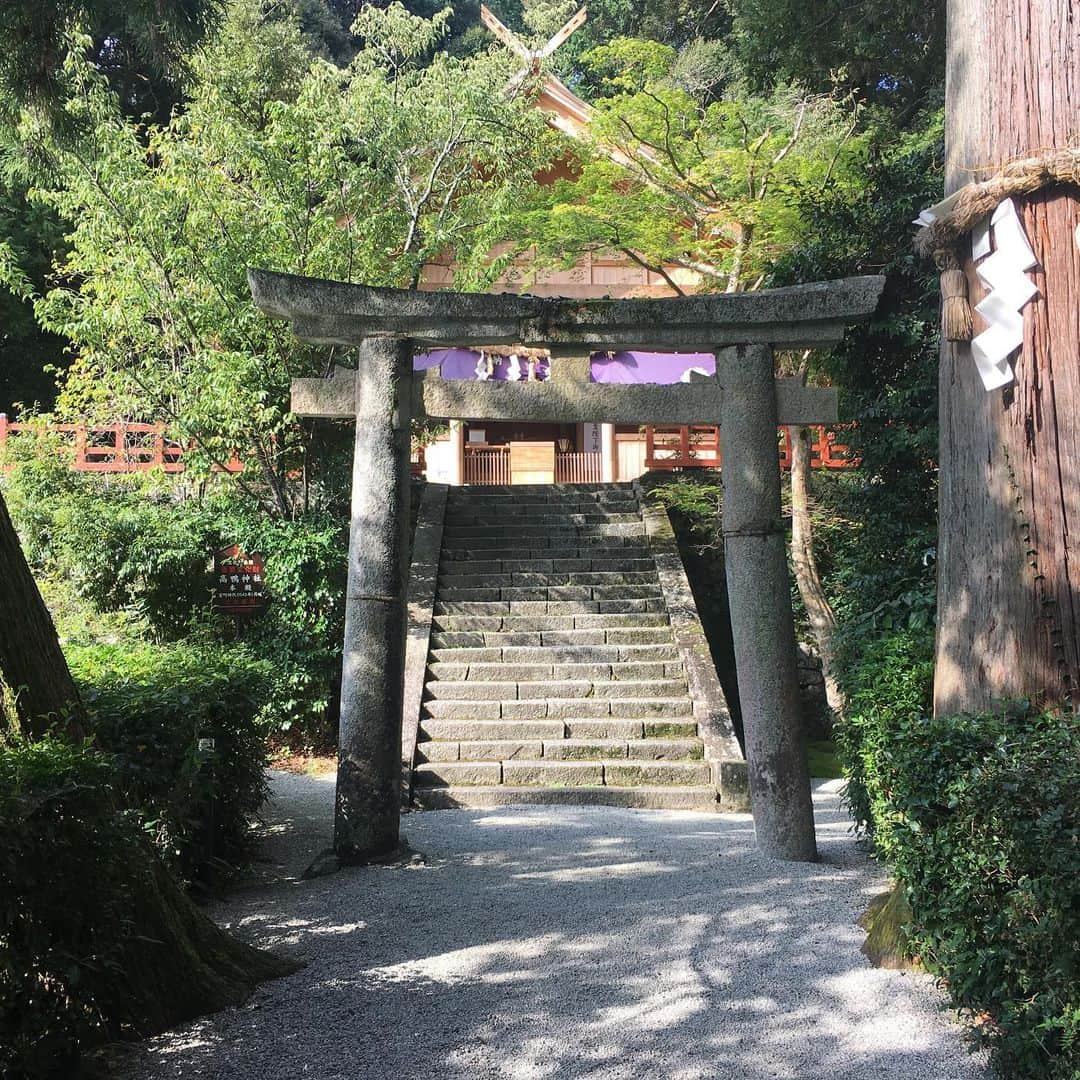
[917,196,1039,391]
[969,199,1038,390]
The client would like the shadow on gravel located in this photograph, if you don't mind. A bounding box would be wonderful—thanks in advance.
[118,779,988,1080]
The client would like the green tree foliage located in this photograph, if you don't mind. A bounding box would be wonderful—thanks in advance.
[516,39,862,292]
[2,0,553,515]
[771,121,943,653]
[0,0,223,121]
[0,184,69,414]
[726,0,944,110]
[838,659,1080,1079]
[483,0,731,89]
[0,435,352,749]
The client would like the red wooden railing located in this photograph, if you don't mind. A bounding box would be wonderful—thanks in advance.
[0,414,243,473]
[777,426,857,469]
[644,424,856,471]
[645,425,721,470]
[1,415,857,481]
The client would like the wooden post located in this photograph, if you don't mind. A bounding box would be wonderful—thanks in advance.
[335,336,413,863]
[717,344,817,861]
[448,420,464,486]
[600,422,616,483]
[936,1,1080,714]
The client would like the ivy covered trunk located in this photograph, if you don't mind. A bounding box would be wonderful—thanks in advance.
[936,0,1080,714]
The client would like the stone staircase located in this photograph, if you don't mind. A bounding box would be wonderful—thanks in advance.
[411,483,722,810]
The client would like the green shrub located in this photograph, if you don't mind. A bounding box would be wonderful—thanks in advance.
[0,440,219,635]
[2,443,349,749]
[0,735,139,1077]
[68,642,273,881]
[214,508,347,749]
[833,626,935,831]
[839,670,1080,1078]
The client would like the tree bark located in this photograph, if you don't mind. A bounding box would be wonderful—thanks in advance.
[936,1,1080,715]
[789,424,845,718]
[0,489,84,739]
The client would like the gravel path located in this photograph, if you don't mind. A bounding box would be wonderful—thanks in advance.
[117,771,989,1080]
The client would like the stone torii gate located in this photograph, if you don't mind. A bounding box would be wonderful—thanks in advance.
[248,269,884,864]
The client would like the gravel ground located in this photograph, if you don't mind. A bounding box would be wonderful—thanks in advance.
[115,771,990,1080]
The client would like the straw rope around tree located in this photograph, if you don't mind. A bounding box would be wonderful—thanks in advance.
[916,147,1080,341]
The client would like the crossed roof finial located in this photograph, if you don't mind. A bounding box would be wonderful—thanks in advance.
[480,4,587,75]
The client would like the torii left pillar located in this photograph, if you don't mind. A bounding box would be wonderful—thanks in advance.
[335,335,413,862]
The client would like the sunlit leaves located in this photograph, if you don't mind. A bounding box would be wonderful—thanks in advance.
[14,0,554,510]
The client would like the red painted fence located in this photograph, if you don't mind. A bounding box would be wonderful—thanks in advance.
[1,415,857,478]
[0,414,243,473]
[644,424,857,471]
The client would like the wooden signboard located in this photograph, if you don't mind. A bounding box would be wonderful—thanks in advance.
[510,440,555,484]
[214,545,266,617]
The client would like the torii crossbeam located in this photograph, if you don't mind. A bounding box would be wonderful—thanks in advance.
[248,269,884,865]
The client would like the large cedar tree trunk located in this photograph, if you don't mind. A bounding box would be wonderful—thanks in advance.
[936,1,1080,715]
[0,490,84,738]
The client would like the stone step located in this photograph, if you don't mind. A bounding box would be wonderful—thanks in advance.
[441,540,652,557]
[418,718,700,741]
[438,572,658,590]
[427,660,684,682]
[429,643,681,664]
[424,678,689,701]
[417,739,543,763]
[437,585,664,603]
[414,759,713,788]
[567,719,699,738]
[443,523,646,539]
[431,613,670,633]
[413,785,720,811]
[431,627,674,649]
[451,484,634,498]
[421,697,694,720]
[437,558,657,576]
[537,738,703,761]
[418,738,700,763]
[448,500,639,513]
[419,719,567,741]
[411,483,721,812]
[434,599,668,616]
[446,511,642,526]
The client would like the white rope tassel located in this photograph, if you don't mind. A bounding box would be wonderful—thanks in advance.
[969,199,1038,390]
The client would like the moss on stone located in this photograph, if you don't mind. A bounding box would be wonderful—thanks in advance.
[859,883,918,970]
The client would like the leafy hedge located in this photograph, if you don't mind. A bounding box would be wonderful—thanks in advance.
[66,642,273,882]
[1,443,349,749]
[837,631,1080,1078]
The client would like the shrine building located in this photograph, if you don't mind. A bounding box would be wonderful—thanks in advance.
[409,7,850,487]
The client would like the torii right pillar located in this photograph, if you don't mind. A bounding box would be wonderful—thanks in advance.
[718,343,817,862]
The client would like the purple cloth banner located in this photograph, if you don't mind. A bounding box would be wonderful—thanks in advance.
[413,349,714,385]
[588,351,715,385]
